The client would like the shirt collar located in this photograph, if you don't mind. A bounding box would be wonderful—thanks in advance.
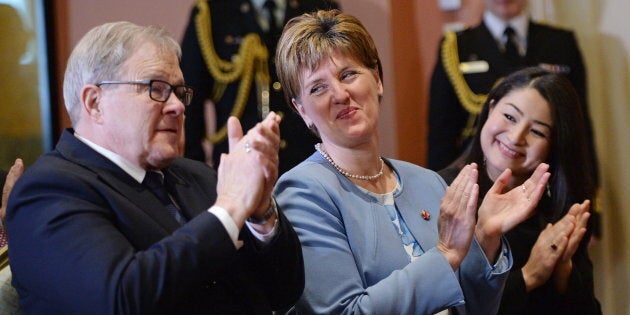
[484,10,529,45]
[74,132,149,183]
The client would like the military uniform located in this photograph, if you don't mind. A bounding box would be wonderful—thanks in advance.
[181,0,338,174]
[427,19,592,171]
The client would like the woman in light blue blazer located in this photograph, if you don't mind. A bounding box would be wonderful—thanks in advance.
[274,10,550,314]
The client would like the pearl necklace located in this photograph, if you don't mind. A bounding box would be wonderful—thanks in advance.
[315,143,384,181]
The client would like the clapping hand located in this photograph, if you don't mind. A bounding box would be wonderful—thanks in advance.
[521,200,590,293]
[437,163,479,270]
[215,112,281,227]
[475,163,550,261]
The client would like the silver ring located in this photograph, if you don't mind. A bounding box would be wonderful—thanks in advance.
[463,192,470,197]
[244,140,252,153]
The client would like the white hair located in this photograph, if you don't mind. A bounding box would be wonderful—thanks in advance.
[62,21,181,124]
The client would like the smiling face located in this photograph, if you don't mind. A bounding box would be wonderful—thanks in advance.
[292,51,383,149]
[480,87,552,185]
[95,42,186,170]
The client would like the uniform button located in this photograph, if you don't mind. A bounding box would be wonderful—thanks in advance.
[272,81,282,91]
[280,139,287,149]
[240,2,250,13]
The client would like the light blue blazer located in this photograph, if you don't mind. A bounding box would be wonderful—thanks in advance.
[275,153,512,314]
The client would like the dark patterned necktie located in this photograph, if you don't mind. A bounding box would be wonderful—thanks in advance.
[263,0,279,35]
[143,171,187,225]
[503,26,521,64]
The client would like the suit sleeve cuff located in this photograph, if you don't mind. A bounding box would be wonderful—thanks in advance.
[208,205,243,249]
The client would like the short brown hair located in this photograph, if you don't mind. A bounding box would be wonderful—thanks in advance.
[275,9,381,108]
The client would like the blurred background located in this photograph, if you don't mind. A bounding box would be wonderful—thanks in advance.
[0,0,628,313]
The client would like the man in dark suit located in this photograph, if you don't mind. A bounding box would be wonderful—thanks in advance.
[428,0,596,174]
[181,0,338,174]
[7,21,303,314]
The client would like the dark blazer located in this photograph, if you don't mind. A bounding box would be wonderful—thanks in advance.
[181,0,338,174]
[440,166,601,315]
[7,129,304,314]
[428,20,593,171]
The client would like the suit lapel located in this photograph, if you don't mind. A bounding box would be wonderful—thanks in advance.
[56,129,182,232]
[99,171,182,231]
[382,160,438,253]
[395,193,439,254]
[162,169,209,221]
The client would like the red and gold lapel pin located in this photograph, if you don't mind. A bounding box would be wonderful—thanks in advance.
[420,210,430,221]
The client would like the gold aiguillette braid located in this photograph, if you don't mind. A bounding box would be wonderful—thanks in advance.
[194,0,270,144]
[441,31,494,138]
[441,31,487,115]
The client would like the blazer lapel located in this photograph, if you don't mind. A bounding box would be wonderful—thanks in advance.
[99,171,182,231]
[395,189,439,254]
[56,129,182,232]
[162,169,209,221]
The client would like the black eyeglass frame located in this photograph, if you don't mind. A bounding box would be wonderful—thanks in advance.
[95,79,194,106]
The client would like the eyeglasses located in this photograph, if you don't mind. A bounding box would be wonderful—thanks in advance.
[95,79,194,106]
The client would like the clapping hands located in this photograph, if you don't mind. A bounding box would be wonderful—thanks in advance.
[522,200,590,293]
[215,112,281,227]
[438,163,551,269]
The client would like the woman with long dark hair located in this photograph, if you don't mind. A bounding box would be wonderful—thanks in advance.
[440,67,601,314]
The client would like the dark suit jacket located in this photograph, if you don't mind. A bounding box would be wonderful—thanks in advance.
[181,0,338,174]
[6,129,304,314]
[428,20,593,172]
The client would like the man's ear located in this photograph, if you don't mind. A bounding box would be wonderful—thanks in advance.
[292,98,313,128]
[81,84,104,122]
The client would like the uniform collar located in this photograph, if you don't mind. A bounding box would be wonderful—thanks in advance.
[484,10,529,50]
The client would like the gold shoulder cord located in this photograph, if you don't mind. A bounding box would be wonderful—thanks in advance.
[195,0,270,144]
[441,31,487,138]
